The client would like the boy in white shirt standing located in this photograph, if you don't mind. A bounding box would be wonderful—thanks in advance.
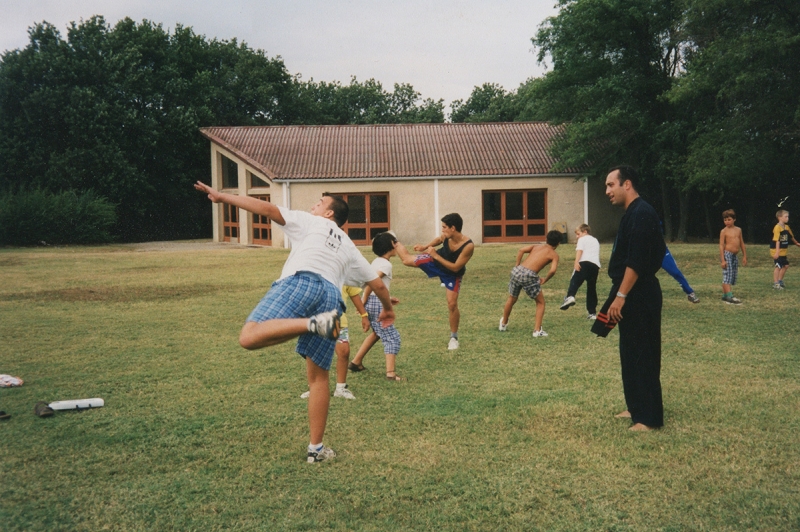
[349,232,404,381]
[560,224,601,319]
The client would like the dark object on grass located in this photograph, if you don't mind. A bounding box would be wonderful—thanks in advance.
[348,362,366,372]
[34,402,54,417]
[0,411,10,420]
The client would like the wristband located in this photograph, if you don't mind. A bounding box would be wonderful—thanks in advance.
[360,313,369,318]
[616,292,627,298]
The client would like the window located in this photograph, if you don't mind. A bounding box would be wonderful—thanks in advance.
[482,189,547,242]
[338,193,390,245]
[250,172,269,188]
[222,202,239,242]
[221,155,238,189]
[252,195,272,245]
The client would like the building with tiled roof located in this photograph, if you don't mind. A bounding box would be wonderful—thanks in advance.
[199,122,616,247]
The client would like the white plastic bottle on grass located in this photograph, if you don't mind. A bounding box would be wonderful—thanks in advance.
[48,398,104,410]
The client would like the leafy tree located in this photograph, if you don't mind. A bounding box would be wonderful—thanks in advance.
[0,16,297,241]
[450,83,518,123]
[292,77,444,125]
[528,0,693,240]
[669,0,800,240]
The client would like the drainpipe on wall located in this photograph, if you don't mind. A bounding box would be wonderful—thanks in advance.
[584,178,589,224]
[283,182,290,248]
[434,178,440,237]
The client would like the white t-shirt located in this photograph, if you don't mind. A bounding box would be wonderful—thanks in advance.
[371,256,393,292]
[278,207,377,289]
[576,234,601,268]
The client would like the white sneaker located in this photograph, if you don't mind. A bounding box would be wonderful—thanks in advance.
[333,385,356,399]
[307,445,336,463]
[300,390,310,399]
[531,329,548,338]
[498,318,507,332]
[560,296,576,310]
[448,337,459,350]
[309,309,341,339]
[587,313,597,320]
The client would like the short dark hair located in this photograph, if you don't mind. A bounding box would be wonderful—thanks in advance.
[322,193,349,227]
[546,230,562,247]
[722,209,736,220]
[441,213,463,232]
[372,232,397,257]
[609,165,640,191]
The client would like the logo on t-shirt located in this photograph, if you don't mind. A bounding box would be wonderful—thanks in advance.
[325,229,342,252]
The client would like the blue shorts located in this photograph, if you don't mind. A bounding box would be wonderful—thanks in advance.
[774,256,789,268]
[414,255,462,292]
[365,294,401,355]
[246,271,344,370]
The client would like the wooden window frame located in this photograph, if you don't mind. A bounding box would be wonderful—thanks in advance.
[222,202,239,242]
[251,195,272,245]
[339,193,391,245]
[482,189,548,243]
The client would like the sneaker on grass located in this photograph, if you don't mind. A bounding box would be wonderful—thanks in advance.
[498,318,507,332]
[333,385,355,400]
[687,292,700,304]
[448,337,459,350]
[531,329,548,338]
[309,309,341,340]
[307,446,336,463]
[300,390,310,399]
[587,313,597,320]
[722,295,741,304]
[560,296,576,310]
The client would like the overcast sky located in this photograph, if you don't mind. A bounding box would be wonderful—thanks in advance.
[0,0,558,110]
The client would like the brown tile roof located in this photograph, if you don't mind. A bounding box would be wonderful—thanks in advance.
[199,122,582,181]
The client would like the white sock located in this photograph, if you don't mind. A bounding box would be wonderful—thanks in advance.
[336,382,347,390]
[309,442,323,453]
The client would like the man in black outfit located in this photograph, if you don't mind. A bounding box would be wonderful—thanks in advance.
[604,165,666,431]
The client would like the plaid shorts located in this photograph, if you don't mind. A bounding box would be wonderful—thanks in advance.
[365,294,401,355]
[246,271,344,370]
[722,251,738,285]
[508,265,541,299]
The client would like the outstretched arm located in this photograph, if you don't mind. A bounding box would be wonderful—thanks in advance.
[540,255,559,285]
[194,181,286,225]
[427,242,475,273]
[414,235,444,252]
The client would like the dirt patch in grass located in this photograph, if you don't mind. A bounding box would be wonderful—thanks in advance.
[1,284,224,303]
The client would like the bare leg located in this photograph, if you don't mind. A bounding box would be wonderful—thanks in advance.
[502,295,518,326]
[239,319,311,350]
[777,265,789,282]
[722,283,731,294]
[306,358,330,445]
[533,292,546,331]
[446,289,460,334]
[335,341,350,384]
[351,332,379,366]
[395,242,420,267]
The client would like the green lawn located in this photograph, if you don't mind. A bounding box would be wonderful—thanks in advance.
[1,242,798,531]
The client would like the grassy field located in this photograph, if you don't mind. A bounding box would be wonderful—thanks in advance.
[1,241,798,531]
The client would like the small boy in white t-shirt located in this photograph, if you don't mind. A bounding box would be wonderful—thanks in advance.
[560,224,601,319]
[349,232,404,381]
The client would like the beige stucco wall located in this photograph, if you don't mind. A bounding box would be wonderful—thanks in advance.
[281,175,590,246]
[207,142,615,247]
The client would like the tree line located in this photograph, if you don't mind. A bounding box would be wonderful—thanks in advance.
[1,1,798,244]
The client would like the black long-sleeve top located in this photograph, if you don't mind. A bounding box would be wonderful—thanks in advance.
[607,197,666,283]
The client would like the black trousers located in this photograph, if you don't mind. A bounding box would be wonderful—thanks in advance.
[567,262,599,314]
[616,276,663,427]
